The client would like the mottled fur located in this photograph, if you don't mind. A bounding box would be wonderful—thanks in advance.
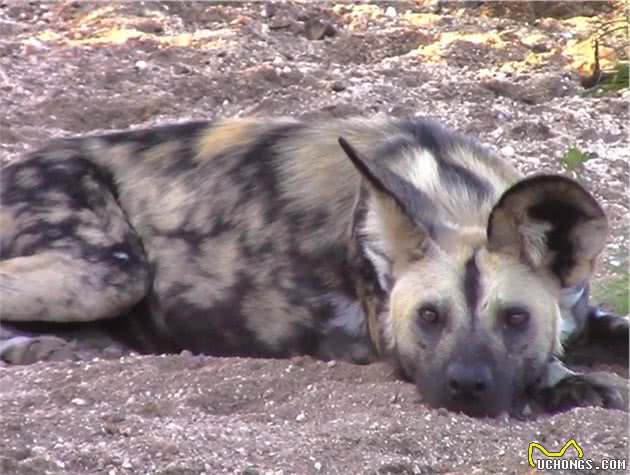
[1,115,627,417]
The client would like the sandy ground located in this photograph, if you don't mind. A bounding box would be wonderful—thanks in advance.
[0,1,628,474]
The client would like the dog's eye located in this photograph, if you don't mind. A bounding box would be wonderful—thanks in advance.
[502,307,530,328]
[417,305,440,324]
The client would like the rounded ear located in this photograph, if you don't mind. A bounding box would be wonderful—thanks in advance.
[487,175,608,287]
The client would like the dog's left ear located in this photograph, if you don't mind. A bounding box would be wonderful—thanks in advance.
[487,175,608,287]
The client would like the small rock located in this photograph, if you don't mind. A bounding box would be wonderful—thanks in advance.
[603,133,623,144]
[304,19,336,40]
[385,6,397,17]
[262,3,276,18]
[273,56,284,65]
[490,126,504,139]
[102,346,124,360]
[331,81,346,92]
[500,145,515,157]
[296,412,306,422]
[531,42,550,53]
[281,66,292,74]
[180,349,193,358]
[135,20,163,34]
[71,398,87,406]
[102,412,126,424]
[23,38,45,55]
[314,461,322,471]
[326,360,337,367]
[134,60,148,70]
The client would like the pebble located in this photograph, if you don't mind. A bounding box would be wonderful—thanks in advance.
[71,398,87,406]
[490,126,504,139]
[331,81,346,92]
[102,346,124,359]
[495,109,513,121]
[296,412,306,422]
[385,6,397,17]
[500,145,515,157]
[304,19,336,40]
[134,60,148,70]
[314,461,322,471]
[24,38,45,54]
[262,3,276,18]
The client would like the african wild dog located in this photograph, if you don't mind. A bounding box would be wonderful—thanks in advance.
[0,115,627,417]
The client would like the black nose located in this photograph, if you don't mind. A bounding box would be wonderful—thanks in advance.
[446,361,493,401]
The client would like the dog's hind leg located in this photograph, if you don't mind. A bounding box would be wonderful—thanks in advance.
[0,152,151,364]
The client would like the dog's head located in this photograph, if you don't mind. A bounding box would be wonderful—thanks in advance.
[339,135,608,417]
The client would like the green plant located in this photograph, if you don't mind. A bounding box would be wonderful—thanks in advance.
[581,1,629,95]
[560,146,589,171]
[592,268,629,316]
[594,0,629,63]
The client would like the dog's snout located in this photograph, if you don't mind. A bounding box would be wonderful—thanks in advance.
[446,361,493,400]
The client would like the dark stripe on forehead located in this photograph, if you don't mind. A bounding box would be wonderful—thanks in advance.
[463,250,481,326]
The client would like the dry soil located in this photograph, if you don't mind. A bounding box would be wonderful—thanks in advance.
[0,2,628,475]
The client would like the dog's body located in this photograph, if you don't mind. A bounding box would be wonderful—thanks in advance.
[1,115,627,417]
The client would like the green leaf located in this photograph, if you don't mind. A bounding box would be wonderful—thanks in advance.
[560,146,589,171]
[592,270,630,316]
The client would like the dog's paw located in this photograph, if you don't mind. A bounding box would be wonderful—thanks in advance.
[588,307,629,341]
[0,335,78,365]
[537,371,628,414]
